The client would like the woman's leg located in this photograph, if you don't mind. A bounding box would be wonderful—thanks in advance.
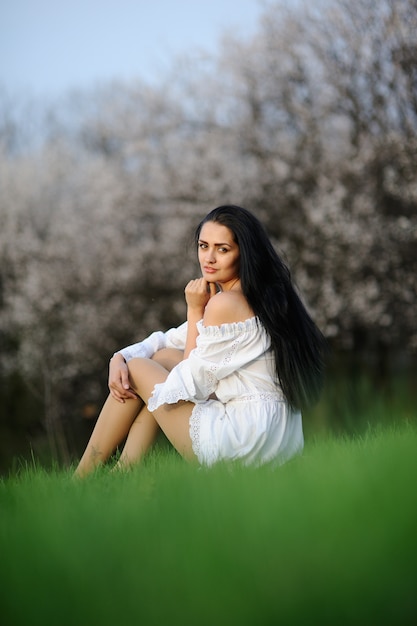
[75,349,185,476]
[151,348,183,371]
[74,394,142,477]
[113,403,159,470]
[126,357,197,461]
[113,348,185,470]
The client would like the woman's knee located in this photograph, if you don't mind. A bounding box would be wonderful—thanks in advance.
[151,348,183,371]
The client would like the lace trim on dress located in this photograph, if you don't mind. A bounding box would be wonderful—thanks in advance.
[148,361,197,411]
[148,381,194,412]
[206,363,217,390]
[229,391,285,403]
[222,337,242,364]
[196,333,243,391]
[189,403,204,459]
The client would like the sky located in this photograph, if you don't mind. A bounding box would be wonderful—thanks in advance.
[0,0,264,97]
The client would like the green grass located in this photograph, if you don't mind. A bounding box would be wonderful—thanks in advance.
[1,424,416,626]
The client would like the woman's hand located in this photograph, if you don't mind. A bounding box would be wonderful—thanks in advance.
[185,278,217,315]
[183,279,217,358]
[108,353,139,403]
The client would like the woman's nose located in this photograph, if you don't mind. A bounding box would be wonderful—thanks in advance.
[206,249,215,263]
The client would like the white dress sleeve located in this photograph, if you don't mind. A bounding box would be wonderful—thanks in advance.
[116,321,188,362]
[148,317,269,411]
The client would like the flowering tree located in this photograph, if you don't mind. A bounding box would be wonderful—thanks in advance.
[0,0,416,466]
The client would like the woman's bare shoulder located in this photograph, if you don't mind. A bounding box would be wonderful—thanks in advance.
[203,291,254,327]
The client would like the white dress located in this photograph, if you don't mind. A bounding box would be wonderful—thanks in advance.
[118,318,304,467]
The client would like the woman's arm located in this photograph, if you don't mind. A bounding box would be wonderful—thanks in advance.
[109,322,188,402]
[184,279,217,359]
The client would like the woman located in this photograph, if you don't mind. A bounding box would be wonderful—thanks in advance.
[75,205,325,476]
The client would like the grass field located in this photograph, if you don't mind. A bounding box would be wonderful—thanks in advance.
[1,422,416,626]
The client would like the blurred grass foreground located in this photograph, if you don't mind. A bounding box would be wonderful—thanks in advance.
[1,423,416,626]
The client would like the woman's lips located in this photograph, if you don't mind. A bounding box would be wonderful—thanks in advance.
[203,266,217,273]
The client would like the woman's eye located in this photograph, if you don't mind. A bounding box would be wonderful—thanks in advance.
[198,243,207,249]
[218,247,228,253]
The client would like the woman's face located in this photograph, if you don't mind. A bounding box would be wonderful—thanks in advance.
[198,221,240,290]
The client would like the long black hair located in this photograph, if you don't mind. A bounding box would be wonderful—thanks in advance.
[195,205,326,409]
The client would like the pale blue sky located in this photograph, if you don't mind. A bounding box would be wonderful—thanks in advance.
[0,0,263,96]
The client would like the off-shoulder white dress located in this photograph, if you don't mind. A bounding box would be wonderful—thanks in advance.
[118,317,303,467]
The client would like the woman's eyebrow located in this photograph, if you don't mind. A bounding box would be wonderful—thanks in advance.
[198,239,232,247]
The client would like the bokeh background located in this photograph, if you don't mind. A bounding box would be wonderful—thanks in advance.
[1,0,416,473]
